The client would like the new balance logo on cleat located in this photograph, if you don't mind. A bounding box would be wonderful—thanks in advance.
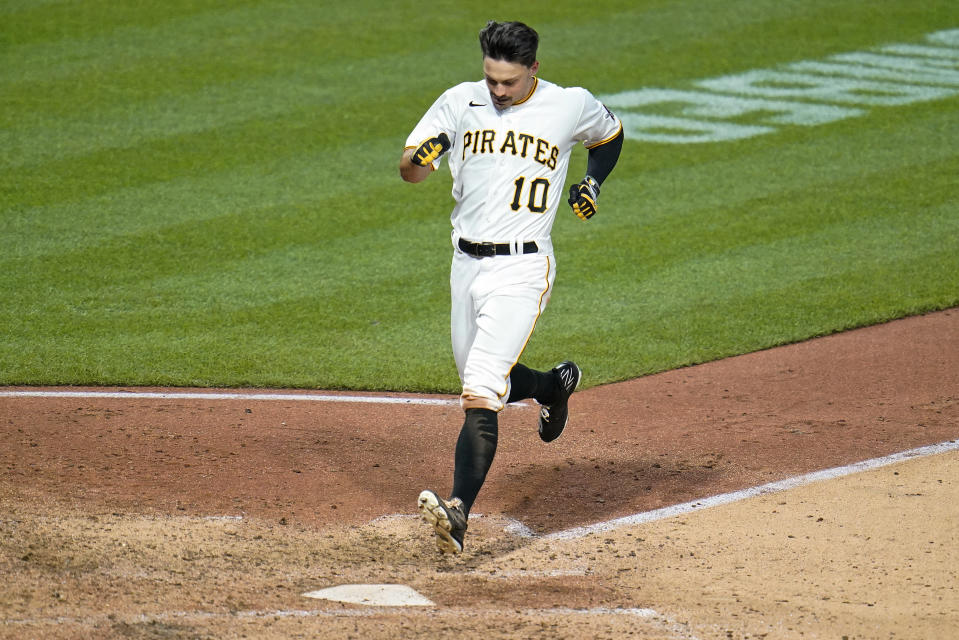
[538,361,581,443]
[558,365,577,390]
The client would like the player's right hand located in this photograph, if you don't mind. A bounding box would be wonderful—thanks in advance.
[410,133,451,167]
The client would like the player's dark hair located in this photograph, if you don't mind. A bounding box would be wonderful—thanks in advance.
[479,20,538,68]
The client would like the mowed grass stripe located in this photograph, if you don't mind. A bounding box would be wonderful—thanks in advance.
[0,0,256,46]
[546,200,959,380]
[0,135,443,260]
[1,1,441,85]
[0,244,453,390]
[1,77,341,170]
[539,0,953,89]
[559,103,958,249]
[2,76,421,209]
[6,206,451,313]
[2,42,465,171]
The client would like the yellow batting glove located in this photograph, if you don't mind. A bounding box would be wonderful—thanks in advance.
[568,175,600,220]
[410,132,451,167]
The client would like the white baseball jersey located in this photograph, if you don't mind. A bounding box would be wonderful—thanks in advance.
[405,77,622,248]
[406,77,621,411]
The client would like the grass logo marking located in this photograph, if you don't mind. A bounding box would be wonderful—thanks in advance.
[603,29,959,143]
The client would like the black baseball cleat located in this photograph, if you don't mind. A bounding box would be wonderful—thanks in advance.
[417,490,468,554]
[538,361,582,442]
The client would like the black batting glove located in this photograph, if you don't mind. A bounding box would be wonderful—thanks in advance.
[568,175,600,220]
[410,132,451,167]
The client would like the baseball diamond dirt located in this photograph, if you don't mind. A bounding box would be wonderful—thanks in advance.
[1,308,957,639]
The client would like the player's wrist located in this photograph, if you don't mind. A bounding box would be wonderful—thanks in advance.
[582,175,600,200]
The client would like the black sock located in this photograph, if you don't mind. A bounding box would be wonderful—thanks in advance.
[451,408,498,515]
[507,363,557,404]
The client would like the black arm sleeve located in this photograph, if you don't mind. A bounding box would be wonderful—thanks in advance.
[585,127,624,186]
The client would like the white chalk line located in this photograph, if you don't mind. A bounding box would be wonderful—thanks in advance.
[4,606,701,640]
[3,604,696,638]
[374,440,959,544]
[1,606,670,625]
[0,389,459,406]
[546,438,959,541]
[0,388,532,408]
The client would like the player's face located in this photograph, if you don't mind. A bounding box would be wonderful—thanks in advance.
[483,57,539,110]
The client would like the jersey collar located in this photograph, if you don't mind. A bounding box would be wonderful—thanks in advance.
[512,77,539,107]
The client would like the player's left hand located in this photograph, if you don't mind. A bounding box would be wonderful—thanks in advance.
[410,132,451,167]
[568,176,600,220]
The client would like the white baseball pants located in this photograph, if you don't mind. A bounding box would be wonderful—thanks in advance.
[450,248,555,411]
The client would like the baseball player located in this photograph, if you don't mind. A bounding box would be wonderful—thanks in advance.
[399,20,623,554]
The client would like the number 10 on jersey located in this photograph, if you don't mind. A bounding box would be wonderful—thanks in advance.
[510,176,550,213]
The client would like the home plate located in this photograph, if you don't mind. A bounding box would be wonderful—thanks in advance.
[302,584,435,607]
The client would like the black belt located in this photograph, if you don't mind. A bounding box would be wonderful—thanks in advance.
[458,238,539,257]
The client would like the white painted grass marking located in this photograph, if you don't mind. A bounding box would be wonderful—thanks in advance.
[546,439,959,541]
[603,28,959,143]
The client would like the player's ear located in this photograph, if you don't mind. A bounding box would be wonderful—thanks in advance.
[529,60,540,75]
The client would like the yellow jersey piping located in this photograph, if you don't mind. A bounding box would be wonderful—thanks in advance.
[585,120,624,149]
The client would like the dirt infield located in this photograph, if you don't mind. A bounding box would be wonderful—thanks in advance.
[1,309,957,639]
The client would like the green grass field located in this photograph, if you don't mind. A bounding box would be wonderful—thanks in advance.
[2,1,957,392]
